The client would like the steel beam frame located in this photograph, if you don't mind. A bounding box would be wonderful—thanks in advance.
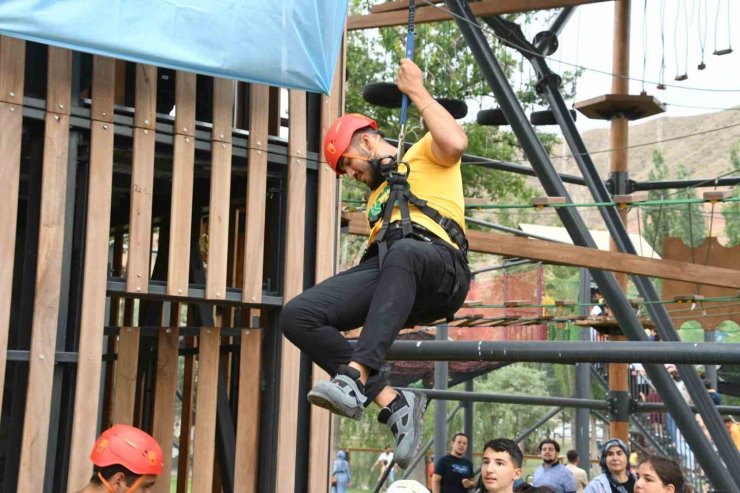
[381,340,740,364]
[445,2,739,489]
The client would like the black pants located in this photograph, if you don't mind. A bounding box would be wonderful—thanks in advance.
[280,233,470,402]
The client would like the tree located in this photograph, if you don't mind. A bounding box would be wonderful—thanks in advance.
[642,150,706,255]
[721,146,740,247]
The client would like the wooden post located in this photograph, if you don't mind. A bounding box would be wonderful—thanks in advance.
[111,326,141,425]
[275,90,307,493]
[17,47,72,493]
[67,55,117,491]
[242,84,269,303]
[307,53,343,493]
[0,35,25,414]
[167,72,196,297]
[101,232,125,429]
[191,327,221,491]
[127,64,157,294]
[233,324,263,492]
[608,0,631,444]
[151,310,181,493]
[206,78,234,300]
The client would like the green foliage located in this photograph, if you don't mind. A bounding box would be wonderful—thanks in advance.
[641,150,706,255]
[721,146,740,246]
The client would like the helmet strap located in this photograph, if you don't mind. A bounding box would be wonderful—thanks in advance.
[97,471,147,493]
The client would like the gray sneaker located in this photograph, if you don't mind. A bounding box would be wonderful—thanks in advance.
[307,365,367,420]
[378,390,428,469]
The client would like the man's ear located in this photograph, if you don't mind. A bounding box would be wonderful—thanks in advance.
[109,472,128,488]
[513,468,522,480]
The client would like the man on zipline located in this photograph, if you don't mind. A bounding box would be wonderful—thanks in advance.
[280,58,470,468]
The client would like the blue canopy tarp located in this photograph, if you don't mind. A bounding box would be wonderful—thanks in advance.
[0,0,348,94]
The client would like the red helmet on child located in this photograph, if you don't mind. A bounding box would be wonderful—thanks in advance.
[323,113,378,174]
[90,424,164,476]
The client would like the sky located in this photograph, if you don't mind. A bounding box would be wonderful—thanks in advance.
[543,0,739,131]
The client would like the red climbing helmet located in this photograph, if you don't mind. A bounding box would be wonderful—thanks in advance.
[323,113,378,174]
[90,424,164,476]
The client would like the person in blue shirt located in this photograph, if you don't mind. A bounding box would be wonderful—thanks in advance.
[331,450,351,493]
[532,439,576,493]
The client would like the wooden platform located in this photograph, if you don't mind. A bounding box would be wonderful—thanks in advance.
[575,94,665,121]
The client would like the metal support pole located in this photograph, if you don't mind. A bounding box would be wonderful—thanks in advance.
[434,325,449,466]
[704,329,718,388]
[445,3,739,489]
[463,379,474,463]
[381,340,740,364]
[575,270,591,473]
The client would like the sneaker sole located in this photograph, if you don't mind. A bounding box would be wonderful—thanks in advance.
[395,391,428,469]
[307,389,363,420]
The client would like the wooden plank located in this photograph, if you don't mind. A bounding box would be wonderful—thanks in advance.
[0,36,26,104]
[276,90,307,493]
[191,327,221,492]
[127,128,156,293]
[343,212,740,289]
[134,65,158,129]
[348,0,608,30]
[174,71,196,136]
[0,102,22,416]
[242,84,270,303]
[205,144,232,300]
[111,326,140,425]
[46,47,72,114]
[166,71,197,296]
[66,103,116,490]
[212,78,235,142]
[90,56,116,122]
[233,327,262,493]
[176,333,196,493]
[308,58,343,493]
[17,111,71,493]
[167,133,195,296]
[151,324,180,493]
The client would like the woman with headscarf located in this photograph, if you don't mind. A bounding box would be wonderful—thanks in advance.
[331,450,351,493]
[584,439,636,493]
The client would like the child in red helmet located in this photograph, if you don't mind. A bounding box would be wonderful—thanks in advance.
[77,424,163,493]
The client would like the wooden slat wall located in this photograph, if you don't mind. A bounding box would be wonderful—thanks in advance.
[17,47,72,493]
[66,55,117,491]
[308,56,343,493]
[151,319,180,493]
[110,326,141,424]
[191,327,221,491]
[242,84,269,303]
[167,72,196,296]
[127,64,157,293]
[276,90,307,493]
[233,325,262,492]
[206,78,234,300]
[0,35,25,415]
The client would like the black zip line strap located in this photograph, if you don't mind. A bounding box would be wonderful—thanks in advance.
[371,157,469,269]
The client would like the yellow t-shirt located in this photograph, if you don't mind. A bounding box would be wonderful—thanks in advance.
[366,132,465,249]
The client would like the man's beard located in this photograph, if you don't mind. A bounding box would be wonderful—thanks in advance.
[543,458,558,465]
[366,164,385,190]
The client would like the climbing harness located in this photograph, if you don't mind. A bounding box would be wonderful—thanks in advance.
[369,155,468,269]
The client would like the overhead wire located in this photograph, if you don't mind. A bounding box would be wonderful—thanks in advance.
[416,0,740,93]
